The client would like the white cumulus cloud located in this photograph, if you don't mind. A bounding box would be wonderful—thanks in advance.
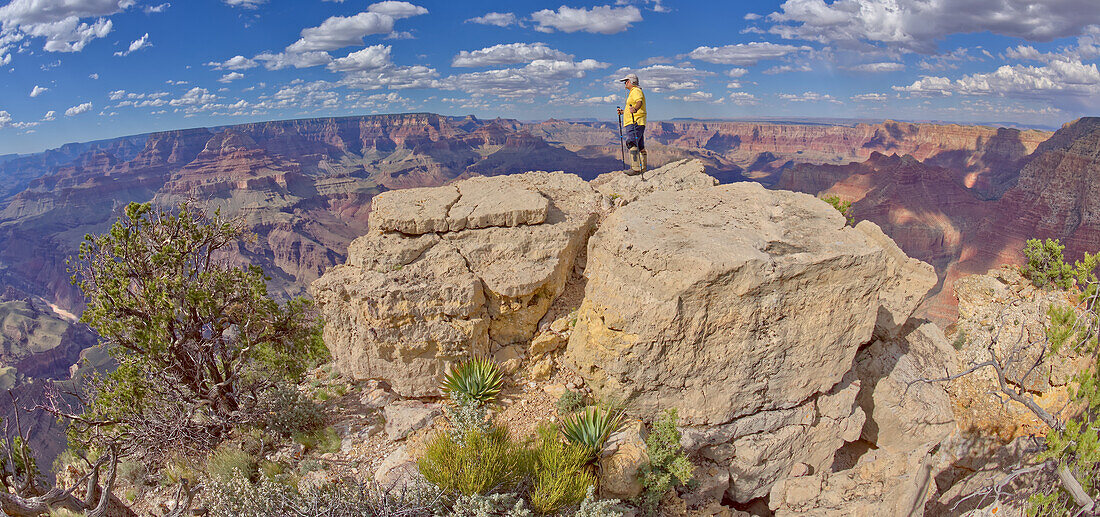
[328,44,392,71]
[65,101,93,116]
[766,0,1100,53]
[206,55,258,70]
[466,12,516,27]
[114,32,150,56]
[452,42,570,67]
[218,72,244,83]
[366,1,427,19]
[29,85,47,97]
[223,0,265,8]
[844,62,905,72]
[531,5,641,34]
[614,64,714,92]
[687,42,809,66]
[894,59,1100,108]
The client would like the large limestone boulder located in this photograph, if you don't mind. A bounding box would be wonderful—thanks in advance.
[853,220,937,336]
[312,172,601,396]
[369,179,551,234]
[565,182,938,502]
[566,183,897,425]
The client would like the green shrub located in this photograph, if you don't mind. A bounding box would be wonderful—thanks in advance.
[528,425,594,514]
[256,384,326,437]
[418,424,527,496]
[448,492,532,517]
[293,426,341,454]
[442,358,505,404]
[556,390,586,415]
[160,454,199,487]
[636,409,694,516]
[206,445,258,482]
[560,404,625,462]
[820,194,854,226]
[1023,238,1078,289]
[575,486,624,517]
[951,330,967,351]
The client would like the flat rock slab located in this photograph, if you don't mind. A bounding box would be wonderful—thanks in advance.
[384,400,441,441]
[370,181,549,234]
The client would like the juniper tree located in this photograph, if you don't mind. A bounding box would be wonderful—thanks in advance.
[64,202,326,457]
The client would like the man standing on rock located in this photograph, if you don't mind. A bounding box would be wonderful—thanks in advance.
[617,73,647,174]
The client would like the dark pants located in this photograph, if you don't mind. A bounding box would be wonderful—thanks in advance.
[625,123,645,151]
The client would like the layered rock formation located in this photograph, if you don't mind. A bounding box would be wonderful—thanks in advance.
[311,171,602,396]
[314,159,959,507]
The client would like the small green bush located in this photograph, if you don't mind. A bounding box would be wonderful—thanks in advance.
[206,445,258,482]
[636,409,694,516]
[556,390,586,415]
[528,425,595,514]
[256,384,326,437]
[160,454,199,487]
[820,194,854,226]
[442,358,505,404]
[418,424,527,496]
[575,486,623,517]
[448,492,532,517]
[293,426,341,454]
[1023,238,1077,289]
[951,330,967,351]
[560,404,625,462]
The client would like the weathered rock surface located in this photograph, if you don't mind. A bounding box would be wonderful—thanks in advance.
[598,420,649,499]
[769,444,938,516]
[383,400,441,441]
[566,183,896,425]
[590,158,718,205]
[563,180,942,502]
[947,266,1085,440]
[854,322,958,452]
[312,171,601,396]
[681,375,866,501]
[368,179,550,234]
[374,445,417,487]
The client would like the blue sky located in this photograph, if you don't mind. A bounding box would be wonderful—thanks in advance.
[1,0,1099,155]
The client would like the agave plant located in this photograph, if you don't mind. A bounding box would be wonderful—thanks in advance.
[560,404,625,462]
[440,357,505,404]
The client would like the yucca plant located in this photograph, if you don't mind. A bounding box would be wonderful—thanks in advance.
[441,357,505,404]
[440,356,503,404]
[560,404,625,462]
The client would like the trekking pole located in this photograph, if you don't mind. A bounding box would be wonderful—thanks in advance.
[617,108,627,169]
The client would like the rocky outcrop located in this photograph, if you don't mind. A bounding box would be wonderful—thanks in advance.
[311,171,601,396]
[561,176,950,502]
[566,183,892,425]
[313,158,956,506]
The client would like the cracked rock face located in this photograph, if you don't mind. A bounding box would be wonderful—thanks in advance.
[564,181,943,502]
[368,178,550,234]
[566,183,893,426]
[311,171,600,396]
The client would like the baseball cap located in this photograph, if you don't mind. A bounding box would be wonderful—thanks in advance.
[619,73,639,83]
